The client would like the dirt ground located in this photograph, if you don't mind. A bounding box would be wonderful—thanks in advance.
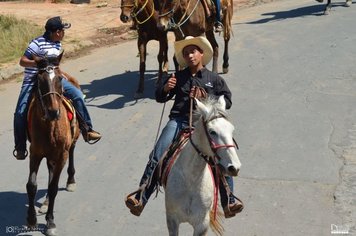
[0,0,281,58]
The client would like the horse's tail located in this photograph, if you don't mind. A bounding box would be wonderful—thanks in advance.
[209,210,224,236]
[222,0,233,41]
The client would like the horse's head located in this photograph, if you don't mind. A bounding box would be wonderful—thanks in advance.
[194,96,241,176]
[156,0,176,31]
[120,0,135,23]
[34,52,64,121]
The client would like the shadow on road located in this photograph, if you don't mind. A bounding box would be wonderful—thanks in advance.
[0,188,60,235]
[243,3,350,24]
[80,70,162,110]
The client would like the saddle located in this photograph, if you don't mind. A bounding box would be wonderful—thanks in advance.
[200,0,220,18]
[156,128,192,188]
[27,96,77,142]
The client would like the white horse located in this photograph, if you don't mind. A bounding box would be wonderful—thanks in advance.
[164,96,241,236]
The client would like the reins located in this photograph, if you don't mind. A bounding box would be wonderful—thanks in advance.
[188,92,239,220]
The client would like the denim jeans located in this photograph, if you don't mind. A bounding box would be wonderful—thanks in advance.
[137,117,235,206]
[62,79,92,129]
[13,78,92,152]
[138,117,188,203]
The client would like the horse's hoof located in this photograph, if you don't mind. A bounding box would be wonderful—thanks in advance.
[222,67,229,74]
[66,183,77,192]
[39,204,48,214]
[324,5,332,15]
[26,223,37,230]
[46,222,57,236]
[46,227,57,236]
[345,0,352,7]
[134,92,143,99]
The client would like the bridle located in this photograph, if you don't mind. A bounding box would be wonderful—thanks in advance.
[189,113,239,165]
[188,112,239,220]
[159,0,200,37]
[36,65,63,120]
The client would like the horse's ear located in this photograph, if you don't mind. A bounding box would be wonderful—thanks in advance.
[217,95,226,111]
[58,50,64,63]
[195,98,209,118]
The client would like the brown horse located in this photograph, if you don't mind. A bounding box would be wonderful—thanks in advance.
[315,0,352,15]
[26,53,80,236]
[120,0,169,99]
[157,0,233,73]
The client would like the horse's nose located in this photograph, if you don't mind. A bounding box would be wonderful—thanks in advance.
[157,22,166,32]
[48,109,60,120]
[228,166,239,177]
[120,14,129,23]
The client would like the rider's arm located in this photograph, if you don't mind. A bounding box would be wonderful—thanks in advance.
[155,74,176,103]
[19,55,36,68]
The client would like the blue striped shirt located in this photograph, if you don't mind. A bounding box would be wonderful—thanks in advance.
[23,35,62,85]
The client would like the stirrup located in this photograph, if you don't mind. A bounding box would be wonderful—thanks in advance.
[125,190,145,216]
[214,21,224,33]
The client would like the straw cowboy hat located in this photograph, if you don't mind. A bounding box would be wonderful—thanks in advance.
[174,36,213,68]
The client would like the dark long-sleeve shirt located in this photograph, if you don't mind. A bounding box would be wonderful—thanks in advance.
[155,67,232,120]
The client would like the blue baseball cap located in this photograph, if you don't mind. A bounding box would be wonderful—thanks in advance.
[45,16,71,32]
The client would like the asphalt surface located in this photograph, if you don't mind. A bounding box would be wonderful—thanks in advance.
[0,0,355,235]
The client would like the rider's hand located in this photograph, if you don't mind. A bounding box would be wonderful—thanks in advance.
[164,73,177,93]
[190,86,207,99]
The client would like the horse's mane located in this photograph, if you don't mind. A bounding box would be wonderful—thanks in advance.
[193,96,229,123]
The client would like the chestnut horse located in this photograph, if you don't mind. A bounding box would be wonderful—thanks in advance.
[26,53,80,236]
[120,0,169,99]
[157,0,233,73]
[315,0,352,15]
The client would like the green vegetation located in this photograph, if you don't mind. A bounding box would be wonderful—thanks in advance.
[0,15,43,64]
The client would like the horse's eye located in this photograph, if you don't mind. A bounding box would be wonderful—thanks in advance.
[209,130,217,136]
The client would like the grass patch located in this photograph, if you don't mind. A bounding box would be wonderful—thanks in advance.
[0,14,43,65]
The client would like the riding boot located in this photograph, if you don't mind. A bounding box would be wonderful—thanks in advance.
[219,176,244,218]
[75,110,101,143]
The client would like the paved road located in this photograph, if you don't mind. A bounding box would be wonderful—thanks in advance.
[0,0,355,235]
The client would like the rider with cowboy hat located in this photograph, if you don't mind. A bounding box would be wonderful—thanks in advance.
[125,35,243,218]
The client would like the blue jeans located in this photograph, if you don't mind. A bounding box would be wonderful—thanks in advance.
[13,78,93,152]
[213,0,221,22]
[137,117,234,207]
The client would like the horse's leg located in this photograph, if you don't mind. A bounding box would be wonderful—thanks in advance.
[206,30,219,73]
[134,37,147,99]
[162,34,169,75]
[166,214,179,236]
[26,155,41,228]
[39,157,57,214]
[222,0,232,74]
[325,0,332,14]
[173,55,180,72]
[66,142,77,192]
[157,35,169,84]
[192,217,210,236]
[222,37,229,74]
[45,157,66,236]
[345,0,352,7]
